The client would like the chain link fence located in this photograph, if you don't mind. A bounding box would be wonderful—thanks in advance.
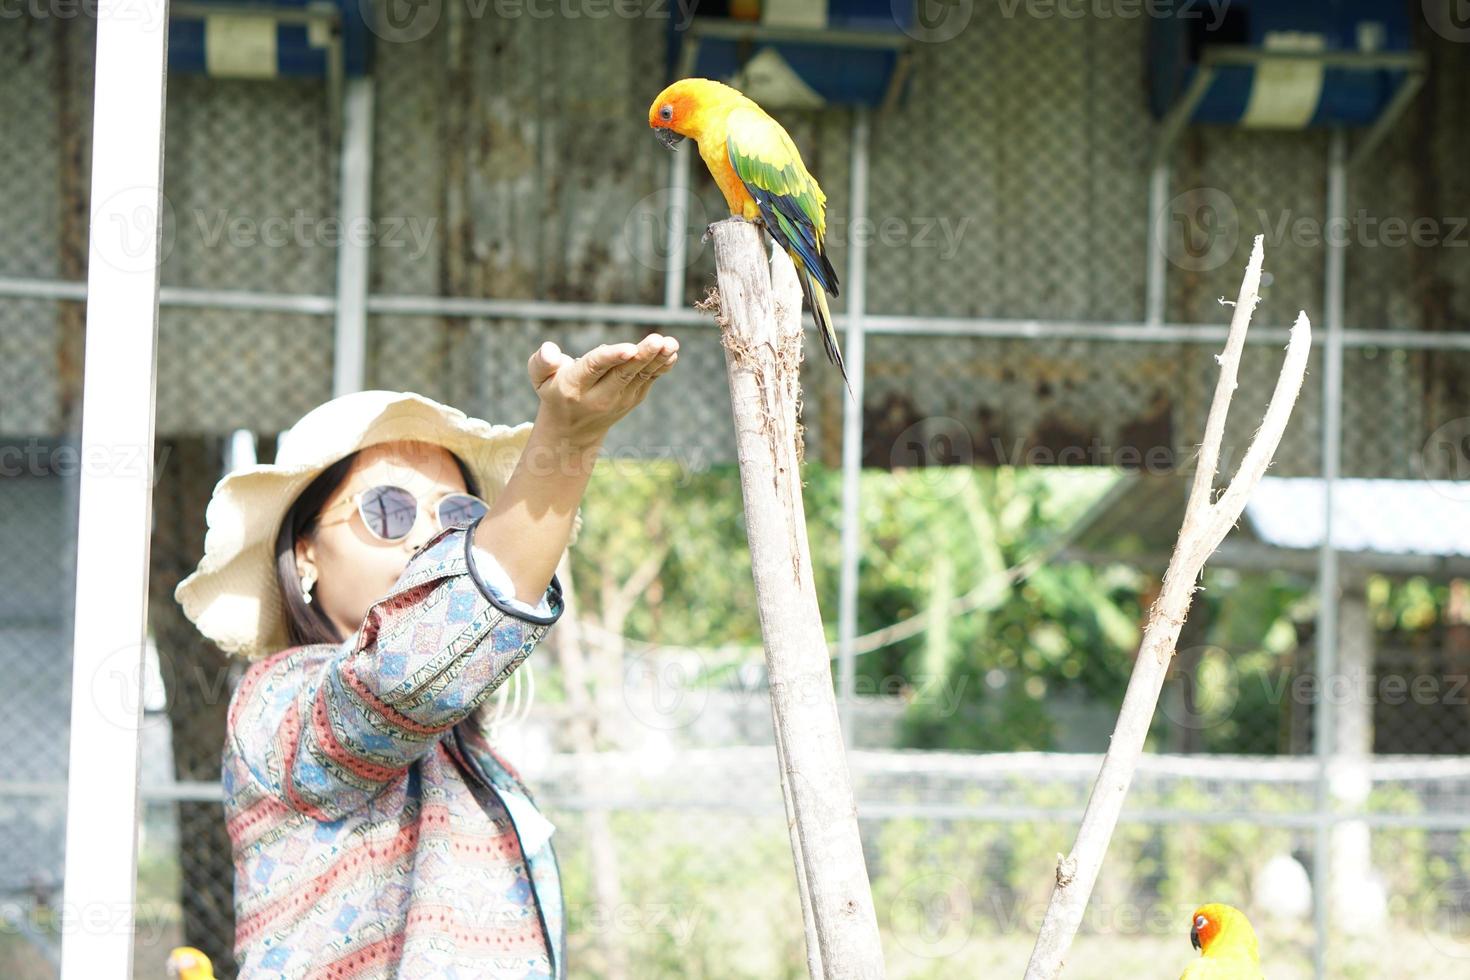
[3,2,1470,977]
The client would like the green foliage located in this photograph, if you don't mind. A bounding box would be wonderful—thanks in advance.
[1371,575,1452,634]
[574,460,1157,752]
[558,810,806,979]
[570,460,1463,761]
[554,780,1470,977]
[1367,784,1462,929]
[573,460,759,646]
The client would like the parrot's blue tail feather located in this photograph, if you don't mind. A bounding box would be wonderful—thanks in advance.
[797,266,854,401]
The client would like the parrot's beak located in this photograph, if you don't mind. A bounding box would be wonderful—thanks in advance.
[1190,925,1201,951]
[654,127,685,149]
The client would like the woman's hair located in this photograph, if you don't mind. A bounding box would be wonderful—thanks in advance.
[273,446,482,649]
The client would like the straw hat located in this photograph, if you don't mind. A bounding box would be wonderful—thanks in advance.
[174,390,582,661]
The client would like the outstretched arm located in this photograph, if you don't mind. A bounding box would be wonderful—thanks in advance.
[227,334,677,821]
[475,332,679,605]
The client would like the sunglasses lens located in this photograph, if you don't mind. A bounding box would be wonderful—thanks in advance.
[438,493,489,529]
[360,485,418,540]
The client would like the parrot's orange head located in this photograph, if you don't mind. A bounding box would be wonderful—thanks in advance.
[648,77,741,149]
[1190,903,1259,961]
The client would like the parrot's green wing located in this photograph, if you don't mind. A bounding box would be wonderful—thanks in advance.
[725,106,839,297]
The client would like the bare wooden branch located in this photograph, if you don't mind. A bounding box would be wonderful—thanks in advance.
[1023,235,1312,979]
[705,216,886,979]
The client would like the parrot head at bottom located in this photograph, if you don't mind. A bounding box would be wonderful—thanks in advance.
[1181,903,1264,979]
[166,946,215,980]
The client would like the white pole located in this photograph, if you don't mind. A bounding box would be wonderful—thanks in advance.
[1145,160,1169,326]
[59,0,169,975]
[1312,126,1347,980]
[333,77,375,397]
[837,108,870,746]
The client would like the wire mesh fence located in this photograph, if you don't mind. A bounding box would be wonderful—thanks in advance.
[3,2,1470,977]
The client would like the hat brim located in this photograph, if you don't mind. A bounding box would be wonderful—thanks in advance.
[174,392,582,660]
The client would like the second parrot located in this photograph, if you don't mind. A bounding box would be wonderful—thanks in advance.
[1181,904,1265,979]
[648,78,851,396]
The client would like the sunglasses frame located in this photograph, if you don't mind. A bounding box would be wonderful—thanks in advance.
[319,484,490,543]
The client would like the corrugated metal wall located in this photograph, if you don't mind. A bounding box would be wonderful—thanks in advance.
[1,5,1468,474]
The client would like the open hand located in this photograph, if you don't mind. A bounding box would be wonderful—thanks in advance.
[527,333,679,447]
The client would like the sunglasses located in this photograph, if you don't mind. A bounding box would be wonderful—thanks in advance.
[320,484,490,543]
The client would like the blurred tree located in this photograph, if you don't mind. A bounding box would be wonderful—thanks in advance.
[565,459,1469,758]
[148,436,238,978]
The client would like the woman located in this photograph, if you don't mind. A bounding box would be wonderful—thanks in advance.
[175,335,679,978]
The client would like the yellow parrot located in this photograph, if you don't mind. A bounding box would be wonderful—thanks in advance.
[1181,903,1265,979]
[648,77,851,397]
[166,946,216,980]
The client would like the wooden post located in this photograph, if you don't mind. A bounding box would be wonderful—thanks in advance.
[703,217,886,978]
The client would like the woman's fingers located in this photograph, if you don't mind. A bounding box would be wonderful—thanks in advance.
[567,343,633,386]
[527,341,569,389]
[630,349,670,385]
[534,335,679,421]
[597,334,675,389]
[629,348,679,401]
[625,343,677,395]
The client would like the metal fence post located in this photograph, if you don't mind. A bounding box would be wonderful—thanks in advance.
[333,77,375,398]
[59,0,169,975]
[1312,126,1348,980]
[837,107,870,747]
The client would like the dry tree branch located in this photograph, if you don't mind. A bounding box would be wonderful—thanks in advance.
[1023,235,1312,979]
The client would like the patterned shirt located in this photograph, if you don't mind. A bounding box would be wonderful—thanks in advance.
[222,516,567,978]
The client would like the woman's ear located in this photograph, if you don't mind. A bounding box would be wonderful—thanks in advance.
[294,536,317,580]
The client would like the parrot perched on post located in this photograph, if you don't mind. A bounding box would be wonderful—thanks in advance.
[1181,904,1265,979]
[647,77,851,397]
